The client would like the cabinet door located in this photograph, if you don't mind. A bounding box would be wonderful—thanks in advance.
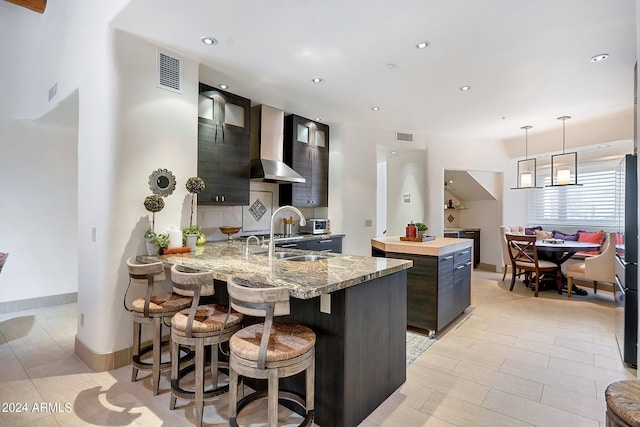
[436,254,455,330]
[197,83,250,205]
[280,115,329,207]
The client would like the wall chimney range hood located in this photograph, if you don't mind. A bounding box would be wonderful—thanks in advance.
[250,104,306,183]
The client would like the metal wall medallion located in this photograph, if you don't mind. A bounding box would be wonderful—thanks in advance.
[148,168,176,197]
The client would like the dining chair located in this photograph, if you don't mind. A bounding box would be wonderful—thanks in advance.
[505,234,562,297]
[500,226,524,281]
[566,232,616,298]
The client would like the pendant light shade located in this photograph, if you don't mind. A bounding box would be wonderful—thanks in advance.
[547,116,581,187]
[511,125,540,189]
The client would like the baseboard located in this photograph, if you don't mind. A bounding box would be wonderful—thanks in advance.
[0,292,77,314]
[75,335,133,372]
[475,263,498,272]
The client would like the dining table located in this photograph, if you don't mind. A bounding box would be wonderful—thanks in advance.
[534,239,602,295]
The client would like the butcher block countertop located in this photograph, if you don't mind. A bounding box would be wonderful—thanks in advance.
[371,236,473,257]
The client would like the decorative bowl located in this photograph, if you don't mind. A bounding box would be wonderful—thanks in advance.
[219,226,241,241]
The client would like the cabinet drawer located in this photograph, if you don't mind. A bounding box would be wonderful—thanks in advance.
[306,238,342,253]
[454,248,472,264]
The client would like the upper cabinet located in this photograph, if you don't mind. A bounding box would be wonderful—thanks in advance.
[279,114,329,207]
[197,83,251,205]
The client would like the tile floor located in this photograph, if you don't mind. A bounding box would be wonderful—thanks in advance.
[0,270,636,426]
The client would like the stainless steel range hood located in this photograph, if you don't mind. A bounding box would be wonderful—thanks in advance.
[250,104,306,184]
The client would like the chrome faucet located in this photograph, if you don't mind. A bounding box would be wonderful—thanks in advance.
[245,235,260,255]
[269,205,306,260]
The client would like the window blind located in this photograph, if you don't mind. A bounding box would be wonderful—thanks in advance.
[529,158,620,229]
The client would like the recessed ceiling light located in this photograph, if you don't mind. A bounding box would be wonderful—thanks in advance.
[312,77,323,83]
[598,144,610,148]
[416,41,429,49]
[391,151,397,155]
[459,85,471,92]
[315,118,322,122]
[386,63,398,69]
[591,53,609,63]
[219,84,228,90]
[201,37,217,45]
[371,106,380,111]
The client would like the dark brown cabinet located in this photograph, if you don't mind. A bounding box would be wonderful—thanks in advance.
[197,83,251,205]
[279,114,329,207]
[459,230,480,268]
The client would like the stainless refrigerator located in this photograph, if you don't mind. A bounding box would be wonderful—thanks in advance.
[614,153,637,367]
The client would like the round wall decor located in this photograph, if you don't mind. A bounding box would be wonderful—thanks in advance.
[148,168,176,197]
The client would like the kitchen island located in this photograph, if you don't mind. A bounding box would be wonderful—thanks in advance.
[142,241,412,427]
[371,236,473,337]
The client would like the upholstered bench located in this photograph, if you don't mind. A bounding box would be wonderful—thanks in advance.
[605,380,640,427]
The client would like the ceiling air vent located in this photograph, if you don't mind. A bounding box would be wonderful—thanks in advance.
[156,49,182,94]
[396,131,414,143]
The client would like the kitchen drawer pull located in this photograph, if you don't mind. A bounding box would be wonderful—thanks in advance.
[320,240,333,243]
[460,250,470,255]
[456,265,465,270]
[443,256,453,260]
[466,262,472,266]
[320,249,332,252]
[280,244,298,248]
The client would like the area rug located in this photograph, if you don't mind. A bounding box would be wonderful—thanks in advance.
[406,331,436,366]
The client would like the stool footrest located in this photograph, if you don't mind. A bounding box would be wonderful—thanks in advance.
[230,389,314,427]
[170,365,230,401]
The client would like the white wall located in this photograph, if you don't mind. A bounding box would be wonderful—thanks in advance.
[376,162,387,236]
[75,31,200,354]
[386,150,426,236]
[0,109,78,303]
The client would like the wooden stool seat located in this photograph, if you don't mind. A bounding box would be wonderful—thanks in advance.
[606,380,640,427]
[171,304,243,335]
[230,323,315,362]
[132,293,192,314]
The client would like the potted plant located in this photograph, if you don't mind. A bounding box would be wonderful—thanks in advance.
[144,228,158,255]
[151,233,170,255]
[182,224,201,252]
[415,222,429,239]
[185,176,206,247]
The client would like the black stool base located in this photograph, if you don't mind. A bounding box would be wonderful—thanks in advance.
[229,389,314,427]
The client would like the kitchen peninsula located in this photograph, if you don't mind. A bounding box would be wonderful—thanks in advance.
[371,236,473,337]
[142,240,412,427]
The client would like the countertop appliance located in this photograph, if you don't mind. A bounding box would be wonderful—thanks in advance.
[300,218,330,235]
[614,153,637,367]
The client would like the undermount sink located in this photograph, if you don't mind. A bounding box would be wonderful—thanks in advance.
[270,251,300,259]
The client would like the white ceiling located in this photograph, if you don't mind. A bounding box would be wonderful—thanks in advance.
[112,0,636,142]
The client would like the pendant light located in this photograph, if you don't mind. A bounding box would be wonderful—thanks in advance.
[547,116,581,187]
[511,125,540,189]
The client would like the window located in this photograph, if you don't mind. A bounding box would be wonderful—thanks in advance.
[529,158,620,228]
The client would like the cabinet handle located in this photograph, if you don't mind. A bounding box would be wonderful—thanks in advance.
[280,243,298,248]
[320,240,333,243]
[320,249,332,252]
[443,256,453,260]
[221,195,225,202]
[214,195,219,202]
[466,261,472,266]
[456,265,465,270]
[460,250,470,254]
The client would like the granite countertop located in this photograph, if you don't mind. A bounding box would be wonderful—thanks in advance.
[371,236,473,256]
[443,228,481,232]
[140,241,412,300]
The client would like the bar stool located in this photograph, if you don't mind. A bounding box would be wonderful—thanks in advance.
[170,265,244,427]
[227,276,316,427]
[124,257,192,395]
